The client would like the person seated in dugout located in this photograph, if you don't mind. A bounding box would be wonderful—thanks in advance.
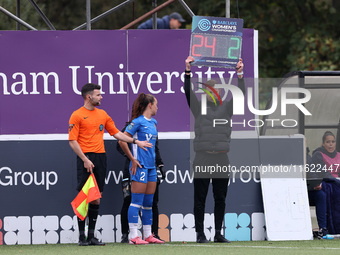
[307,131,340,238]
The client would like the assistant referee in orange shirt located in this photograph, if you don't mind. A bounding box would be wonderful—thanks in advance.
[69,83,152,246]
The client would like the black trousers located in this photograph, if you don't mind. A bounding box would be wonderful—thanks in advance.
[193,152,230,233]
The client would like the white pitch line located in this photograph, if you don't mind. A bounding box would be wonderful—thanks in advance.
[162,243,340,250]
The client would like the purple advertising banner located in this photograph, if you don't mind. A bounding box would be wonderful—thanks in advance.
[0,29,255,135]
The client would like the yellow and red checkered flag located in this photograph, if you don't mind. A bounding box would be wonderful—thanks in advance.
[71,173,101,220]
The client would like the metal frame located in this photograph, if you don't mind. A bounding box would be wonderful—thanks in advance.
[16,0,20,30]
[121,0,177,30]
[0,0,195,31]
[73,0,136,30]
[298,71,340,135]
[0,5,37,30]
[28,0,55,30]
[260,71,340,137]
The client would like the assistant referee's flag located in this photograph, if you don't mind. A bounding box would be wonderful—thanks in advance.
[71,173,101,220]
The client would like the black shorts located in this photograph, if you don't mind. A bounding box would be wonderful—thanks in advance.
[77,153,107,193]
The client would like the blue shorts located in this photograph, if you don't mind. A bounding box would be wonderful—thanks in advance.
[130,165,157,184]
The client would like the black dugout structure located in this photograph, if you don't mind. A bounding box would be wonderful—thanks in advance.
[261,71,340,153]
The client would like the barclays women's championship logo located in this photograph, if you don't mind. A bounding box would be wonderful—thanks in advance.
[197,19,211,31]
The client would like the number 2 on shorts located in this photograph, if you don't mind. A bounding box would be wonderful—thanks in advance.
[140,172,145,181]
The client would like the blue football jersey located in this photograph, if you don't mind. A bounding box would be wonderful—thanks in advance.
[126,115,158,168]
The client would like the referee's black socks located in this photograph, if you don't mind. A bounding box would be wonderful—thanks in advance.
[87,203,100,240]
[77,217,86,239]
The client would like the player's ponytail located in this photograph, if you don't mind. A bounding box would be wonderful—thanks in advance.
[130,93,155,122]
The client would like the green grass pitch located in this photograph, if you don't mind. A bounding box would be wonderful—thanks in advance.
[1,240,340,255]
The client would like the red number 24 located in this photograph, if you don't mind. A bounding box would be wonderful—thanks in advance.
[192,35,216,57]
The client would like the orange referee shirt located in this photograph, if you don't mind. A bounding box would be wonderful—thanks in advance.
[69,107,119,153]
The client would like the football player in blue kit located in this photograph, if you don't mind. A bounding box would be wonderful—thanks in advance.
[118,93,164,244]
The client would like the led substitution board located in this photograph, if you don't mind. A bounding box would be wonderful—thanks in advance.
[190,16,243,68]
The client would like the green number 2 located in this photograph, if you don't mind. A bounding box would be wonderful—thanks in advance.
[228,37,240,59]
